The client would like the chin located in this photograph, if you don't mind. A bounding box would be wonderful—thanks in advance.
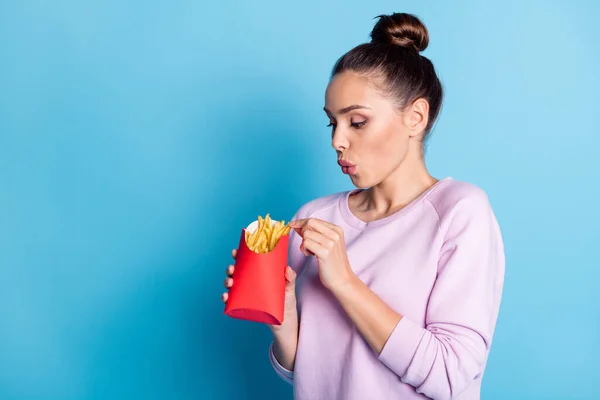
[348,174,371,189]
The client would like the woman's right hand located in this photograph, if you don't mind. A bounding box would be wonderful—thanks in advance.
[221,248,299,332]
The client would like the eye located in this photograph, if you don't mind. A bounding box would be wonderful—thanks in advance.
[351,120,367,129]
[327,122,337,130]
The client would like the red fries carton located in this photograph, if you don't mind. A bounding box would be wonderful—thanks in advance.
[224,216,290,325]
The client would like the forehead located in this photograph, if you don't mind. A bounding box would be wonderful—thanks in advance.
[325,71,386,110]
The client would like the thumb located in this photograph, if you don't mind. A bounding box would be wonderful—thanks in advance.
[284,266,297,287]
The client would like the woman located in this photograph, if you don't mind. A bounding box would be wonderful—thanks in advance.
[222,12,504,400]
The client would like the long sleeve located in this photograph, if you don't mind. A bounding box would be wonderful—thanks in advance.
[378,193,505,400]
[269,342,294,384]
[268,207,309,384]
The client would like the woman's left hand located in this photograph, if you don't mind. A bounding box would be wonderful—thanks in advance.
[289,218,356,292]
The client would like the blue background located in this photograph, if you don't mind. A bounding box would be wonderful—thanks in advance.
[1,0,599,399]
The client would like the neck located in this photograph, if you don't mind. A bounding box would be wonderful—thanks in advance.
[363,147,437,216]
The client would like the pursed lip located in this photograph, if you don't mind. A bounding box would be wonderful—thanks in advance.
[338,159,357,176]
[337,159,356,167]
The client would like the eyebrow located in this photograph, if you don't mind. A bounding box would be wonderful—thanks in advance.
[323,105,371,116]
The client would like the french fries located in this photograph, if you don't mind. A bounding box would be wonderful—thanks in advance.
[245,214,291,254]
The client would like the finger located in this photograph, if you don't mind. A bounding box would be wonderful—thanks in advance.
[223,277,233,289]
[231,249,237,259]
[309,219,342,240]
[226,265,234,277]
[285,266,297,284]
[300,241,314,256]
[291,217,335,230]
[291,222,307,236]
[289,218,308,229]
[294,218,339,241]
[304,229,334,249]
[290,218,316,236]
[303,237,326,258]
[222,292,228,303]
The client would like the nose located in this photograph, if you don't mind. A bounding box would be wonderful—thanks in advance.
[331,128,349,151]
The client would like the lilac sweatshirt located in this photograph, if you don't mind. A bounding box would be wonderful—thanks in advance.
[269,177,505,400]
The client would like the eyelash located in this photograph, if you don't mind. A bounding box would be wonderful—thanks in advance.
[327,120,367,129]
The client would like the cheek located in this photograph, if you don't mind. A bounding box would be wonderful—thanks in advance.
[364,126,407,169]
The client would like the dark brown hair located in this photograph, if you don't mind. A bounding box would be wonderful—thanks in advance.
[331,13,443,143]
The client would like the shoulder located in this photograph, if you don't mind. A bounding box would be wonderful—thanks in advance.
[425,178,495,230]
[292,191,347,220]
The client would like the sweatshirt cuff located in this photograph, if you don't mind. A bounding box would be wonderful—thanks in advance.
[269,342,294,384]
[378,316,425,378]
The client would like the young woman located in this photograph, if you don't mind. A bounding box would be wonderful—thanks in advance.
[222,12,504,400]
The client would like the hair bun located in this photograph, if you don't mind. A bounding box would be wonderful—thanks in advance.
[370,13,429,53]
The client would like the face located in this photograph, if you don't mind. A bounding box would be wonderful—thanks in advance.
[324,70,424,189]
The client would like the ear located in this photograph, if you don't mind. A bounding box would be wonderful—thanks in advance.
[403,98,429,138]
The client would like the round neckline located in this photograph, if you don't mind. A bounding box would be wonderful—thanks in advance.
[338,177,452,230]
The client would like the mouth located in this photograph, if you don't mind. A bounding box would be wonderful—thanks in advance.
[337,159,357,175]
